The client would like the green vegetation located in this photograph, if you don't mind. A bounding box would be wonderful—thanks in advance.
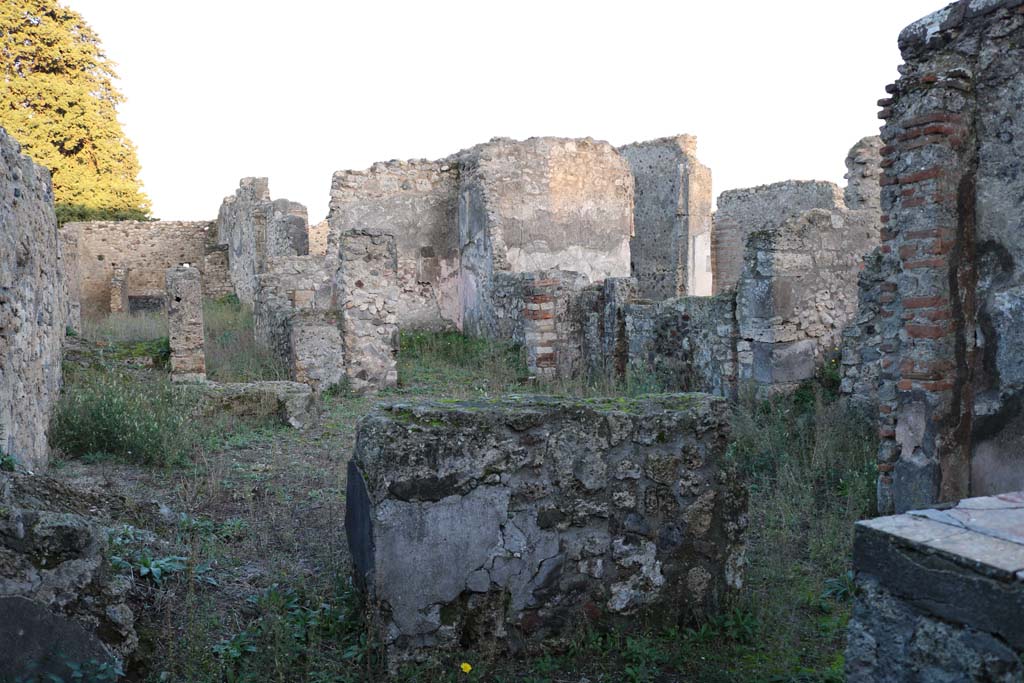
[204,295,290,383]
[82,311,168,345]
[43,328,876,682]
[0,0,150,223]
[50,367,201,466]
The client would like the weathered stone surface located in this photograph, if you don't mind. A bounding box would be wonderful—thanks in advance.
[0,127,66,472]
[198,380,315,429]
[619,135,713,300]
[216,178,308,306]
[165,266,205,382]
[844,136,883,212]
[735,205,879,393]
[712,181,844,295]
[847,491,1024,682]
[346,394,747,665]
[458,137,634,338]
[329,159,460,329]
[65,220,222,316]
[874,0,1024,513]
[58,223,82,333]
[338,230,399,392]
[109,265,130,314]
[0,472,138,674]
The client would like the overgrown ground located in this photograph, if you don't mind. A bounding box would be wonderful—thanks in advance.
[48,313,877,683]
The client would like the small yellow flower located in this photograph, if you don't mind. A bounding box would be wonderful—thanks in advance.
[460,662,473,674]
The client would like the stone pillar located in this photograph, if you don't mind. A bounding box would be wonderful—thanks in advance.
[109,265,130,314]
[522,275,559,379]
[338,230,398,391]
[877,23,979,514]
[165,266,205,382]
[289,315,346,392]
[619,135,713,300]
[58,223,82,334]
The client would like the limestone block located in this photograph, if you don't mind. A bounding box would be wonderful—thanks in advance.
[346,394,747,665]
[165,266,205,382]
[289,317,345,392]
[198,381,315,429]
[846,492,1024,681]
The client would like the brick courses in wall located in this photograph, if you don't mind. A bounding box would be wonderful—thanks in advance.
[165,266,206,382]
[0,127,66,472]
[874,0,1024,514]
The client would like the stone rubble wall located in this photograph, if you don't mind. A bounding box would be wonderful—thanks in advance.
[619,136,713,300]
[845,136,884,211]
[839,247,895,405]
[712,181,845,295]
[457,138,633,340]
[253,255,345,392]
[308,219,329,257]
[215,178,309,306]
[67,220,219,316]
[735,205,880,393]
[338,230,399,391]
[874,0,1024,513]
[346,394,747,666]
[165,266,205,382]
[0,127,66,472]
[328,160,460,330]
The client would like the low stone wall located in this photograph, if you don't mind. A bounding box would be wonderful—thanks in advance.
[846,491,1024,681]
[346,394,747,665]
[165,266,205,382]
[0,127,66,472]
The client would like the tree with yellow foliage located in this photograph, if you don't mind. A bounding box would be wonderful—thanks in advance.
[1,1,151,223]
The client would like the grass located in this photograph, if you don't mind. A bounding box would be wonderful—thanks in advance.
[46,329,877,682]
[83,310,167,343]
[204,295,290,383]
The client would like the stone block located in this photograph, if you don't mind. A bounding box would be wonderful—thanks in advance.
[345,393,747,665]
[289,317,345,392]
[198,381,315,429]
[847,492,1024,681]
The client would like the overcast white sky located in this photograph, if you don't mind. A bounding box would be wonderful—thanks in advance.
[67,0,944,222]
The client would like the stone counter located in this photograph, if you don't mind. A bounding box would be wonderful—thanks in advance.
[847,491,1024,681]
[345,393,747,665]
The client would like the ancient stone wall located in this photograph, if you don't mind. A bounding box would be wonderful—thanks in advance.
[0,127,66,472]
[69,220,216,316]
[165,266,205,382]
[329,160,460,329]
[216,178,309,306]
[458,137,633,338]
[712,181,844,295]
[845,136,884,211]
[875,0,1024,513]
[308,220,329,257]
[346,394,747,666]
[619,136,713,300]
[846,492,1024,681]
[253,255,345,391]
[839,248,894,405]
[735,205,880,393]
[338,230,399,391]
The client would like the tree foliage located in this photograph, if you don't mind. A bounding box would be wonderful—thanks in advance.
[1,1,150,223]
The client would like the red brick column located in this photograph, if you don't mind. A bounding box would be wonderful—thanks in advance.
[876,64,977,512]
